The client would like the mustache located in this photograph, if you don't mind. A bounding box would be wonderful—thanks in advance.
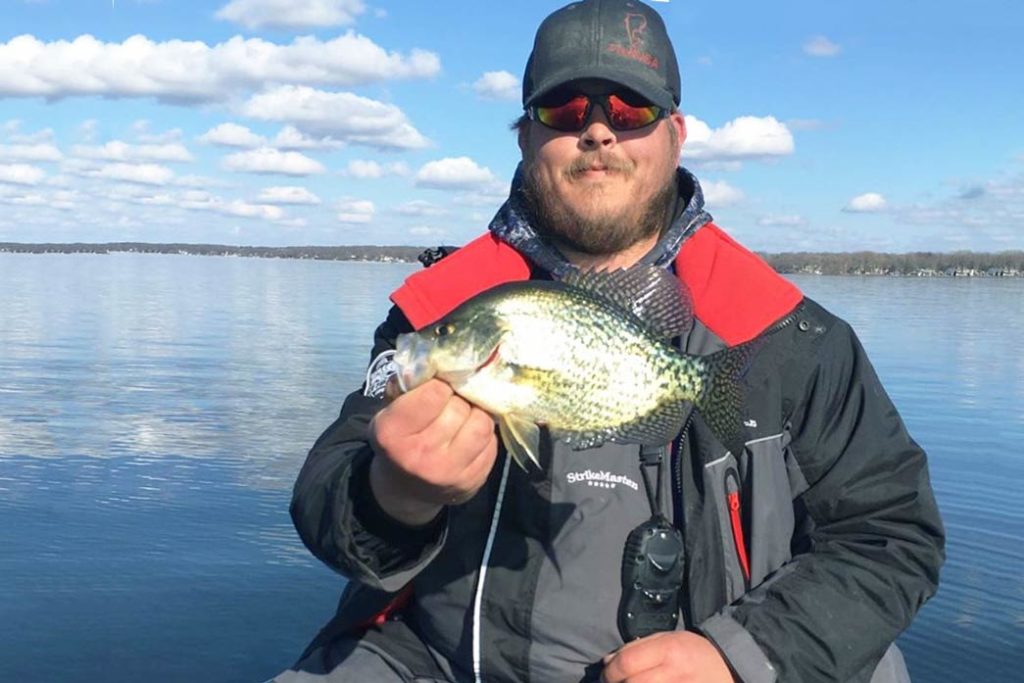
[563,152,635,178]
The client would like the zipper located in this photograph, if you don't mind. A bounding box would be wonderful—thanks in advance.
[724,467,751,587]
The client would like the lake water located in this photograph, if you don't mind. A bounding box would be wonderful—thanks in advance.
[1,253,1022,682]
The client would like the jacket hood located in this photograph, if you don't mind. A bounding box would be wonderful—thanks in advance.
[487,164,713,277]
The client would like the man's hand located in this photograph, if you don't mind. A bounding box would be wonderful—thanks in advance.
[601,631,735,683]
[368,378,498,526]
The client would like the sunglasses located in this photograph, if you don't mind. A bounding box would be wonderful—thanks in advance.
[528,92,667,132]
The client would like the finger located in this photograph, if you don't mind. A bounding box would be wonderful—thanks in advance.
[446,406,497,462]
[449,428,499,501]
[379,379,455,434]
[602,636,668,682]
[610,669,669,683]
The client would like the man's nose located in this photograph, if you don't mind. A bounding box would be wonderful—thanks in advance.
[579,107,616,149]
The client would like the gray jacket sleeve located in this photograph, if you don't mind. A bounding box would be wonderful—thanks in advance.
[289,305,449,592]
[701,318,945,682]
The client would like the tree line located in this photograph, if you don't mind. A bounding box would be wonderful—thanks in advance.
[761,250,1024,276]
[2,242,1023,276]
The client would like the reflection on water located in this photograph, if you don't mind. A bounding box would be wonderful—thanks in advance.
[0,256,1022,681]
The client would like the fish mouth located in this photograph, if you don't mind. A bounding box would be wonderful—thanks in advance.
[392,335,499,393]
[475,344,500,373]
[393,332,435,392]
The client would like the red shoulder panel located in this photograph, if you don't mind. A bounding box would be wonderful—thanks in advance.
[390,233,531,330]
[391,224,802,343]
[675,223,803,346]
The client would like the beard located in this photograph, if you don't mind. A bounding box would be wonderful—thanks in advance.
[520,150,678,256]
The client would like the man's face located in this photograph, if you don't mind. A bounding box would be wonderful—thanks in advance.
[519,79,686,256]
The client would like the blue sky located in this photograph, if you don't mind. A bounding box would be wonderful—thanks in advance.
[0,0,1021,252]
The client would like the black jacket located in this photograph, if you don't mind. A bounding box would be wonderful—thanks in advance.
[291,202,944,682]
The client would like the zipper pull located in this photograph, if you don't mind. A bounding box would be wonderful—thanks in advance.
[724,469,751,584]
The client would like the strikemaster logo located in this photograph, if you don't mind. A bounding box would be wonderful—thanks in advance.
[566,469,640,491]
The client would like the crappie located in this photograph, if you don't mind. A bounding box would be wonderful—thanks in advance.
[393,266,755,469]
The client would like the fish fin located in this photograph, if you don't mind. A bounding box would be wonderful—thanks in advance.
[560,265,693,339]
[695,341,762,458]
[614,400,690,445]
[499,413,542,471]
[557,400,689,451]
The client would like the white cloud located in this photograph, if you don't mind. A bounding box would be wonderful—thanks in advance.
[0,186,75,210]
[701,180,745,207]
[131,121,183,144]
[473,70,520,101]
[804,35,841,57]
[197,123,342,150]
[179,190,285,221]
[337,198,375,223]
[684,115,794,164]
[271,125,344,150]
[843,192,888,213]
[0,163,46,185]
[216,0,366,29]
[78,119,99,142]
[94,163,176,185]
[257,185,321,205]
[240,85,430,150]
[199,123,266,148]
[395,200,446,217]
[174,174,228,189]
[0,33,440,102]
[71,141,194,163]
[222,147,326,175]
[344,159,410,178]
[0,143,62,162]
[409,225,447,238]
[416,157,497,190]
[8,127,55,144]
[757,214,808,227]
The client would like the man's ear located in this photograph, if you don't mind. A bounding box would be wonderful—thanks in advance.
[670,111,687,153]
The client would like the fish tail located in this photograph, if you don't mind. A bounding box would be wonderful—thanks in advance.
[694,341,760,458]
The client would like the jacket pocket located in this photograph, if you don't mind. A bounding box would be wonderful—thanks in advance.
[704,452,749,604]
[724,467,751,589]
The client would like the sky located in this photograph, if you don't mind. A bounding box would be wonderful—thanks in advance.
[0,0,1022,252]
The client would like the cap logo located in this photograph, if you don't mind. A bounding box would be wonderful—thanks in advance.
[606,12,659,69]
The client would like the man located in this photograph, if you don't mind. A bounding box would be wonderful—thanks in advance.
[282,1,944,681]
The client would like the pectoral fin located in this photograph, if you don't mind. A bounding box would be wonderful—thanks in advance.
[498,413,542,471]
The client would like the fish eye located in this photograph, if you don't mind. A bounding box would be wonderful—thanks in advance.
[435,324,454,337]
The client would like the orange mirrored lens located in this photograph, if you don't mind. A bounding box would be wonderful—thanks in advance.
[534,94,661,132]
[535,96,590,131]
[606,94,660,129]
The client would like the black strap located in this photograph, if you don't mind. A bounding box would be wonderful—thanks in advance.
[638,444,666,518]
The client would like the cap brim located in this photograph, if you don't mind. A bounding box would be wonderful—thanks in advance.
[524,65,676,111]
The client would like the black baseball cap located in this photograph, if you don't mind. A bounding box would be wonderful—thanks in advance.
[522,0,680,111]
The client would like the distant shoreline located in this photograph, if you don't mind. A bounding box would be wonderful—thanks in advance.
[2,242,1022,277]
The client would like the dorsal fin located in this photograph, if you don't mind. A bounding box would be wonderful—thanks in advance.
[559,265,693,339]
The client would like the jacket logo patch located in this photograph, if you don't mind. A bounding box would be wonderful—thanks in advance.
[364,350,397,399]
[566,469,640,491]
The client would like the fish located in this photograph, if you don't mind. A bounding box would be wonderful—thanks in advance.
[392,266,756,470]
